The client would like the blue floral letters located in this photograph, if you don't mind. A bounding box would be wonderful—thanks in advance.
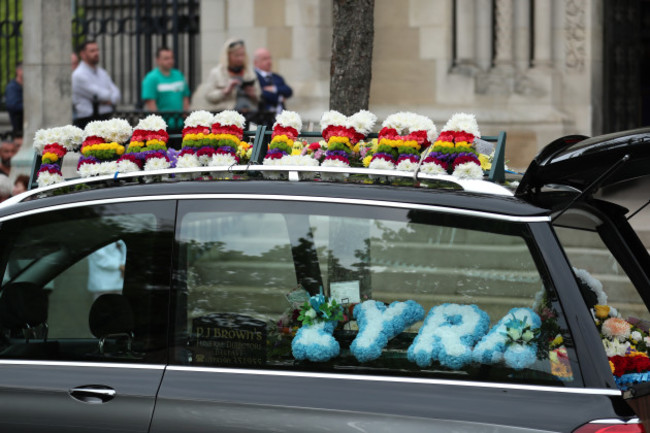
[351,300,425,362]
[407,303,490,369]
[472,307,541,370]
[292,321,340,362]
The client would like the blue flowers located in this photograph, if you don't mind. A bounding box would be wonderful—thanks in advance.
[350,300,425,362]
[472,308,541,370]
[407,303,490,369]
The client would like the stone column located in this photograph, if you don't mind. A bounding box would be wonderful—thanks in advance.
[514,0,531,71]
[454,0,477,73]
[493,0,514,71]
[475,0,493,71]
[533,0,553,68]
[17,0,72,177]
[199,0,227,83]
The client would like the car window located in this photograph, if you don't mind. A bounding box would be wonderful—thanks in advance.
[171,199,579,387]
[0,201,175,363]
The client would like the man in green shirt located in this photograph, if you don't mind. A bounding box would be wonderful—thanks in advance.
[141,47,190,132]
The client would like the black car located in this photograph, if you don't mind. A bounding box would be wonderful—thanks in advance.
[1,128,650,432]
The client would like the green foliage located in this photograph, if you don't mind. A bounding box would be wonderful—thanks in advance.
[0,0,23,98]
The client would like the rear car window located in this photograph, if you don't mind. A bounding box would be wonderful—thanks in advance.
[171,199,579,387]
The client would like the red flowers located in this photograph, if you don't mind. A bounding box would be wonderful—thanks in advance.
[212,123,244,140]
[272,125,299,140]
[132,129,169,143]
[610,354,650,377]
[182,126,210,135]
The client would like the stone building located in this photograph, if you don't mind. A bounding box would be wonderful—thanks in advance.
[199,0,645,170]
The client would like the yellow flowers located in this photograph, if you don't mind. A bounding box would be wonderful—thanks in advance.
[146,139,166,147]
[609,360,615,373]
[551,335,564,347]
[434,140,454,149]
[82,142,125,156]
[594,305,610,319]
[271,134,294,147]
[362,155,373,167]
[478,154,492,170]
[329,136,352,149]
[43,152,59,162]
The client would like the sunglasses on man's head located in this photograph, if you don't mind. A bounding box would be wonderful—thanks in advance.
[229,40,244,49]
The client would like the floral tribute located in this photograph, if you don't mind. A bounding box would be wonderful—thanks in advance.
[210,110,246,166]
[117,114,170,172]
[77,118,132,177]
[263,111,318,171]
[368,112,437,171]
[407,303,491,369]
[320,110,377,169]
[472,308,542,370]
[291,289,344,362]
[33,125,84,187]
[575,267,650,390]
[177,110,214,168]
[350,300,424,362]
[423,113,483,179]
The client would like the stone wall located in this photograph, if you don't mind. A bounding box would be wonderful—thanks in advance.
[198,0,603,170]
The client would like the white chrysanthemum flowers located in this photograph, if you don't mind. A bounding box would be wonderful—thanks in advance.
[184,110,214,128]
[441,112,481,137]
[136,114,168,131]
[348,110,377,135]
[84,118,133,143]
[320,110,348,130]
[33,125,84,153]
[214,110,246,128]
[452,161,484,179]
[273,110,302,131]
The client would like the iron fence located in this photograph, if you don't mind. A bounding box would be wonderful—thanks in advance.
[73,0,200,110]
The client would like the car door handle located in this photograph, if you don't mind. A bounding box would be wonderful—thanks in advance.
[69,385,116,404]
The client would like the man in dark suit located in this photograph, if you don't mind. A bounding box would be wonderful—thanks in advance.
[253,48,293,127]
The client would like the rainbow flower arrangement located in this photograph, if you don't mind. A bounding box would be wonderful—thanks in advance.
[320,110,377,170]
[77,119,132,177]
[575,267,650,390]
[368,112,437,171]
[210,110,246,166]
[262,111,319,177]
[422,113,483,179]
[33,125,84,187]
[117,114,170,172]
[291,289,344,362]
[263,110,302,163]
[177,110,214,168]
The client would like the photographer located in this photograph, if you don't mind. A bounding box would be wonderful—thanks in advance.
[191,38,260,120]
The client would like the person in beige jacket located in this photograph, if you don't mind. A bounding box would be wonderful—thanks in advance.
[191,38,260,115]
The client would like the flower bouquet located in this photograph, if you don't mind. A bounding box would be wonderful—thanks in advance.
[210,110,246,167]
[118,114,170,172]
[291,289,344,362]
[422,112,483,179]
[177,110,214,169]
[369,112,437,172]
[320,110,377,178]
[33,125,84,187]
[77,118,132,177]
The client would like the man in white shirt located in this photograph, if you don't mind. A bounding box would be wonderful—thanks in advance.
[87,240,127,300]
[72,41,121,128]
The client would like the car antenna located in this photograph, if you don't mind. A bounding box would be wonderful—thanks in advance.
[551,154,630,222]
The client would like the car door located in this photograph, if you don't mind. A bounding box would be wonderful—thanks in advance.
[0,199,175,433]
[150,196,621,433]
[516,127,650,426]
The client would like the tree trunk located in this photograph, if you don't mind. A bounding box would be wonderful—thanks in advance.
[330,0,374,115]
